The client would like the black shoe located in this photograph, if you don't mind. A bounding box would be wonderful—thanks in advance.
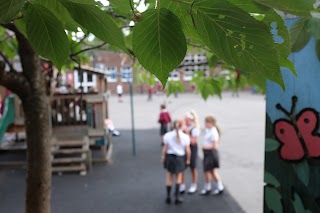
[199,189,211,196]
[165,197,171,204]
[180,190,185,195]
[174,197,184,205]
[212,188,224,196]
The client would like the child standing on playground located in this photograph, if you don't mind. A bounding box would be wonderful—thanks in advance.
[161,120,191,205]
[180,110,200,194]
[200,115,224,195]
[158,104,171,145]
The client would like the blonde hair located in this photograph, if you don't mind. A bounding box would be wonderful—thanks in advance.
[205,115,221,135]
[187,110,200,129]
[173,120,182,143]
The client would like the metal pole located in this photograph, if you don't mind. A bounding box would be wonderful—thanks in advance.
[129,81,136,156]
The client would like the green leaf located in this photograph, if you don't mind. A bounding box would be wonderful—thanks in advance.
[264,171,280,188]
[192,0,285,90]
[316,40,320,61]
[265,186,283,213]
[229,0,296,76]
[254,0,316,16]
[265,138,280,152]
[293,160,310,186]
[290,18,311,52]
[109,0,133,17]
[14,17,27,37]
[160,0,203,44]
[133,8,187,86]
[0,0,25,23]
[166,81,185,96]
[59,0,127,52]
[307,17,320,39]
[292,192,306,213]
[208,55,219,68]
[34,0,79,31]
[196,78,222,100]
[24,3,69,69]
[0,40,17,59]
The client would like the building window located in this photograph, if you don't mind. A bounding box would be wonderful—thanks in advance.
[183,66,194,81]
[87,74,93,82]
[74,71,97,93]
[168,70,180,81]
[121,66,132,82]
[106,66,117,82]
[96,63,105,70]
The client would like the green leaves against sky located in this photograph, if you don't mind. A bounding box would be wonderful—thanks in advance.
[1,0,319,90]
[133,8,187,86]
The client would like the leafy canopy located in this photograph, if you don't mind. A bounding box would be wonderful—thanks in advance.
[0,0,318,93]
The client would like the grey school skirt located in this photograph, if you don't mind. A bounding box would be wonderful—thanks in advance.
[164,154,186,174]
[203,150,220,172]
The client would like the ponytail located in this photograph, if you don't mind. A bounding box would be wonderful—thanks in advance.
[173,120,182,143]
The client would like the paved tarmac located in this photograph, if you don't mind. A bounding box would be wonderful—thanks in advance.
[0,129,244,213]
[0,91,265,213]
[109,91,266,213]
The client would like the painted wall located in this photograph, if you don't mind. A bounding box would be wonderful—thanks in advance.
[265,19,320,212]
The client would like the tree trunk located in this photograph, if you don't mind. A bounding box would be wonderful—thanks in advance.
[3,24,52,213]
[22,85,51,213]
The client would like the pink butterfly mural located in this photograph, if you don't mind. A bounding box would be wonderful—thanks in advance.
[274,96,320,161]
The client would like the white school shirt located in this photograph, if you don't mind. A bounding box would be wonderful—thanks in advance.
[203,127,219,147]
[116,85,123,94]
[188,125,200,137]
[163,130,190,156]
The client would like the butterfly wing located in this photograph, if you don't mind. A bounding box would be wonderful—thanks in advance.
[297,109,320,158]
[274,120,304,161]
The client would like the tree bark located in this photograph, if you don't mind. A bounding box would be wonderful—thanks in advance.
[22,85,51,213]
[1,24,52,213]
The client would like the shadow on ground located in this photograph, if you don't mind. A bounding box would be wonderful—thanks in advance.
[0,129,244,213]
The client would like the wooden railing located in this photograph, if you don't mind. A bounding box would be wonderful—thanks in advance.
[50,93,106,128]
[51,94,88,126]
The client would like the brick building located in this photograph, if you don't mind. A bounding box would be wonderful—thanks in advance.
[90,50,219,94]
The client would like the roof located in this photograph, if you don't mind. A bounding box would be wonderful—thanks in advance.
[75,66,106,77]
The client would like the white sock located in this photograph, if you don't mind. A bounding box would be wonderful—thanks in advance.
[217,181,224,190]
[205,183,211,190]
[180,184,186,191]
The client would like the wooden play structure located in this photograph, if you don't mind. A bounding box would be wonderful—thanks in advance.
[0,67,112,175]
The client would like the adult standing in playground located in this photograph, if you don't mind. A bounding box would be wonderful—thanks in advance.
[200,115,224,195]
[180,110,200,194]
[116,83,123,102]
[161,120,191,205]
[158,104,171,145]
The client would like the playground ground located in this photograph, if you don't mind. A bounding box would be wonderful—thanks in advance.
[0,91,265,212]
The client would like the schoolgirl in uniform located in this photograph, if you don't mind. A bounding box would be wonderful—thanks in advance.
[158,104,171,145]
[161,120,191,204]
[200,115,224,195]
[180,110,200,194]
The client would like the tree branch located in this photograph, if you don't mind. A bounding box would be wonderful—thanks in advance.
[187,42,212,52]
[0,61,31,97]
[70,42,107,58]
[106,11,129,19]
[0,50,15,71]
[0,33,14,44]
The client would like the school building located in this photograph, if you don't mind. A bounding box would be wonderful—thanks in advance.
[86,50,220,94]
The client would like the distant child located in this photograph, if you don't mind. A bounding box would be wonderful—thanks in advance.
[158,104,171,145]
[180,110,200,194]
[116,83,123,102]
[147,86,153,101]
[200,115,224,195]
[161,120,191,205]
